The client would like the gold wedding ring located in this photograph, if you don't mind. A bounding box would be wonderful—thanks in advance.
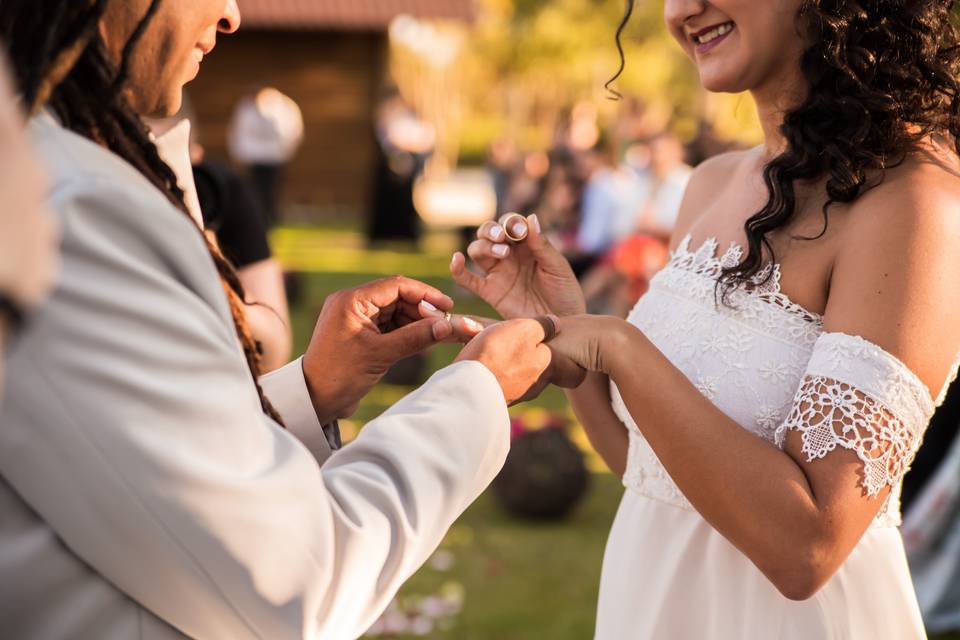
[501,212,529,242]
[444,312,453,322]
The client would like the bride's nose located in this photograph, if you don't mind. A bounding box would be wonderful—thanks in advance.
[664,0,708,29]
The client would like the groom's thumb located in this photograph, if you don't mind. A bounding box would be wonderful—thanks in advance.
[381,317,451,360]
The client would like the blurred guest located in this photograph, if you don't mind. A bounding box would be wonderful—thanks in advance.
[368,90,435,244]
[581,132,692,315]
[150,104,293,372]
[487,136,519,218]
[0,59,56,393]
[571,138,645,276]
[228,86,304,226]
[632,132,693,240]
[501,150,550,216]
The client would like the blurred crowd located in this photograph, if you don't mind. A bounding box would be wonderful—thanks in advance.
[487,97,738,317]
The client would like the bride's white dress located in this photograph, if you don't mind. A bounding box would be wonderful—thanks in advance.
[596,235,960,639]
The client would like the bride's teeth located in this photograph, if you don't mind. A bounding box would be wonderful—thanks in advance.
[697,23,733,44]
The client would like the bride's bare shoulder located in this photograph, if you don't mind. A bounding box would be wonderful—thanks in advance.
[845,139,960,246]
[827,139,960,393]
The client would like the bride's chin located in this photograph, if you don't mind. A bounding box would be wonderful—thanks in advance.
[698,68,750,94]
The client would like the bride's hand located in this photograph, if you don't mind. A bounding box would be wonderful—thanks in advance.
[547,315,631,376]
[451,213,586,320]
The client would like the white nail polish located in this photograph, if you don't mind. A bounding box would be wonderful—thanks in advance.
[512,222,526,237]
[530,214,541,233]
[493,244,509,257]
[421,300,438,312]
[490,225,504,240]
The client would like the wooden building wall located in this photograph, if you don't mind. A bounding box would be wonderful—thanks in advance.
[187,30,388,220]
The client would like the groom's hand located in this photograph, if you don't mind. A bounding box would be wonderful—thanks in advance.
[303,276,456,423]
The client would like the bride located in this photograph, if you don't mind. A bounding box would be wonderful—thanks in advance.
[452,0,960,637]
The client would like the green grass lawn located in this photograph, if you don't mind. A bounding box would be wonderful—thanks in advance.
[276,225,959,640]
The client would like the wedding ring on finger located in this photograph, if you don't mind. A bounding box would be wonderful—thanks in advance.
[501,212,529,242]
[534,314,560,342]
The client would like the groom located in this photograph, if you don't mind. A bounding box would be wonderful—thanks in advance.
[0,2,563,639]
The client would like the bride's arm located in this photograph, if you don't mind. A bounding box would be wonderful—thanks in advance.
[550,179,960,599]
[566,374,629,476]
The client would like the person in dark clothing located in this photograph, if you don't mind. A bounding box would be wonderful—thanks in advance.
[902,379,960,514]
[194,161,272,270]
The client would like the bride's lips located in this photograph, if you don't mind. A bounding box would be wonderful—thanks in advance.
[689,21,736,56]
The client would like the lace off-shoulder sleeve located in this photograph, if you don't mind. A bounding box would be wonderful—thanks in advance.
[774,333,936,498]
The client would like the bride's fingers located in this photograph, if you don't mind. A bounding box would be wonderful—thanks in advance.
[467,238,509,268]
[477,220,506,243]
[450,252,487,295]
[498,213,530,242]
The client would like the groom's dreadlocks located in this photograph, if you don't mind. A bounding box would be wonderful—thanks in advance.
[0,0,286,425]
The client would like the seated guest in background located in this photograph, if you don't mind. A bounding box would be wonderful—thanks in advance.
[0,2,559,639]
[0,58,57,393]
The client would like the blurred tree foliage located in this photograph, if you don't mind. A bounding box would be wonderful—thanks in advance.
[455,0,763,162]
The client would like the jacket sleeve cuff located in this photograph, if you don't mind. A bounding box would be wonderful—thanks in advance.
[260,357,335,465]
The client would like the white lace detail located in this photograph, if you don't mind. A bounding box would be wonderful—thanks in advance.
[614,235,824,516]
[612,235,947,530]
[772,333,936,523]
[657,235,824,347]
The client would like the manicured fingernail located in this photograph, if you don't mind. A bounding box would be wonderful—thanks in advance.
[512,222,526,237]
[463,317,483,333]
[492,244,510,257]
[530,214,541,233]
[490,225,504,240]
[421,300,438,312]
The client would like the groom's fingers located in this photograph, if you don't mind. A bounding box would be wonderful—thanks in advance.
[358,276,454,312]
[379,317,452,360]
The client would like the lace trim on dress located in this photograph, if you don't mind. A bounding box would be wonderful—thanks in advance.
[774,333,935,509]
[655,235,824,349]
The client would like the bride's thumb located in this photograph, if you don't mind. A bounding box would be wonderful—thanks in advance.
[450,252,485,294]
[525,214,564,264]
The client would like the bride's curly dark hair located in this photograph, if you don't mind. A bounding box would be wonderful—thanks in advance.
[613,0,960,298]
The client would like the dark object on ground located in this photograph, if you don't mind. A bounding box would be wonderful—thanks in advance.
[493,427,590,520]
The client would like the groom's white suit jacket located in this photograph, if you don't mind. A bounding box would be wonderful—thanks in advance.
[0,113,510,639]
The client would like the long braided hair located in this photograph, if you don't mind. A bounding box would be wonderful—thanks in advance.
[0,0,285,424]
